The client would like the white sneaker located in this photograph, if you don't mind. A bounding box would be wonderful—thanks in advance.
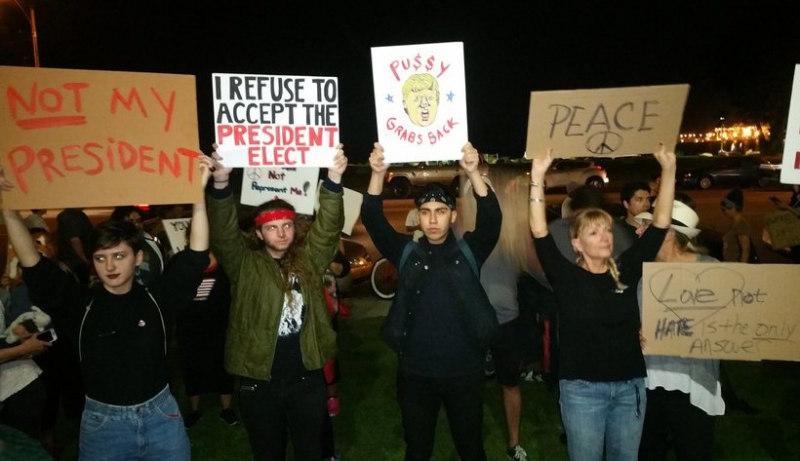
[507,445,529,461]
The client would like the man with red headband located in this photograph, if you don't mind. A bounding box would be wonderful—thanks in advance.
[206,145,347,461]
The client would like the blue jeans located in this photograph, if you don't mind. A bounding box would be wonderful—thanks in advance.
[559,378,646,461]
[79,386,190,461]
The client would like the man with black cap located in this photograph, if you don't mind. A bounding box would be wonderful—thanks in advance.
[361,142,501,461]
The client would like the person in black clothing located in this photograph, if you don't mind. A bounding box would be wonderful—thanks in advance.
[0,155,213,461]
[56,208,94,284]
[361,142,501,461]
[528,144,676,461]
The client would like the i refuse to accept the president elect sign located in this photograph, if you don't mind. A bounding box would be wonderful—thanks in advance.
[212,73,340,168]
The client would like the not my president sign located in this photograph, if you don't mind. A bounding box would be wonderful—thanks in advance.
[213,74,340,168]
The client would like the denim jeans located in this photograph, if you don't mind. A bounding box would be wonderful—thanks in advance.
[397,369,487,461]
[79,385,190,461]
[559,378,646,461]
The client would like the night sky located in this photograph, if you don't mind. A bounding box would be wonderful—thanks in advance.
[1,0,798,162]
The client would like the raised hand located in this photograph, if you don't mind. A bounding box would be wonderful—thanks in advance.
[327,144,348,184]
[369,142,389,175]
[209,143,233,185]
[653,143,676,172]
[459,142,480,174]
[530,148,554,181]
[0,165,14,192]
[197,155,215,188]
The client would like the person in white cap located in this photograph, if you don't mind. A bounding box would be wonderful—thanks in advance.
[634,198,724,461]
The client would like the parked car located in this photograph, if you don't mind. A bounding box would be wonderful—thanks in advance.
[677,155,781,190]
[543,158,609,190]
[341,238,373,285]
[385,156,489,198]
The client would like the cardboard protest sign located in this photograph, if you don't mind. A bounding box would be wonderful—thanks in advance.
[641,262,800,362]
[525,84,689,159]
[781,64,800,184]
[239,167,320,215]
[213,73,339,168]
[764,210,800,249]
[313,182,362,236]
[162,218,191,255]
[0,66,203,209]
[371,42,468,163]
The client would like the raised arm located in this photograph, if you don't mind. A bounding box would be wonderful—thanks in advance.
[0,169,41,268]
[189,155,213,252]
[650,143,677,229]
[367,142,390,196]
[460,142,488,197]
[327,143,347,185]
[528,149,554,238]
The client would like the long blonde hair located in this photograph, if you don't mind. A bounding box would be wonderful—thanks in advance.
[569,208,626,291]
[457,166,532,274]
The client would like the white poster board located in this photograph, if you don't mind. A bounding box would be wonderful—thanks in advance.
[239,167,320,215]
[781,64,800,185]
[162,218,191,255]
[212,73,339,168]
[525,84,689,159]
[371,42,468,163]
[641,262,800,362]
[314,182,362,236]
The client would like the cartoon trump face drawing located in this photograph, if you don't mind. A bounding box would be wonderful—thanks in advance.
[402,73,439,127]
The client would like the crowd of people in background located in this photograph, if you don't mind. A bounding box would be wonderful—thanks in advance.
[0,142,797,461]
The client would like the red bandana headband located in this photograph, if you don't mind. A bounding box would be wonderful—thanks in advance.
[254,209,296,227]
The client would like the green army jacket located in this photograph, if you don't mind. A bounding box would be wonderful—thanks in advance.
[207,185,343,380]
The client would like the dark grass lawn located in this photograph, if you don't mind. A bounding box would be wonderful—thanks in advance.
[52,314,800,461]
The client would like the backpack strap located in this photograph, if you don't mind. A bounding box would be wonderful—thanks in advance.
[456,239,479,276]
[397,240,416,272]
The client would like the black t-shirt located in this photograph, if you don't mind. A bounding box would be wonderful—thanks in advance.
[24,250,208,405]
[534,226,666,382]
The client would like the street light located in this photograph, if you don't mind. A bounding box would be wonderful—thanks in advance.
[6,0,39,67]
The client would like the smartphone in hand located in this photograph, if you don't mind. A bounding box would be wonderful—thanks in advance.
[36,328,57,343]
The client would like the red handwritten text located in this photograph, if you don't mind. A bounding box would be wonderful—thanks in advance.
[389,54,451,81]
[5,141,199,194]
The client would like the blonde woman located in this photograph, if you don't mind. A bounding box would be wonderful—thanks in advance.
[528,145,676,461]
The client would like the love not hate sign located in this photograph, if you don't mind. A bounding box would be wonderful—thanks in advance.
[0,66,203,210]
[641,262,800,362]
[212,74,340,168]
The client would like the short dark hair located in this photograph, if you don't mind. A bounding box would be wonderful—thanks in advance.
[570,186,606,211]
[620,181,651,204]
[90,220,143,254]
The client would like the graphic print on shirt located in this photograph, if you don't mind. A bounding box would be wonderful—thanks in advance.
[278,275,304,336]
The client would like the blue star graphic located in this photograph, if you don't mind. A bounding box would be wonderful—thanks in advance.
[385,94,394,103]
[446,91,455,102]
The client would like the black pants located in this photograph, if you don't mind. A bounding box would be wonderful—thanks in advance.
[397,369,487,461]
[237,371,328,461]
[639,388,715,461]
[0,376,46,438]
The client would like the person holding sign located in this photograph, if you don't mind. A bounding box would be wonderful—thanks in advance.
[0,155,214,461]
[206,145,347,461]
[361,142,501,461]
[632,198,724,461]
[528,144,676,461]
